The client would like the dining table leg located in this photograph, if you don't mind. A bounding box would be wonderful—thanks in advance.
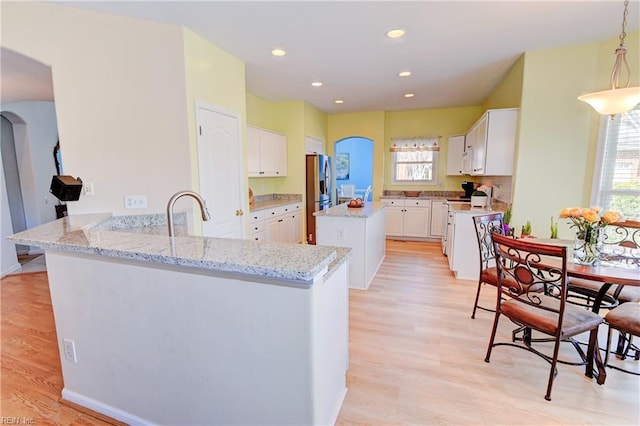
[585,327,607,384]
[590,282,615,314]
[584,282,616,385]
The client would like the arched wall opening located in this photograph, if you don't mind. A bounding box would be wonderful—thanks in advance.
[334,136,374,202]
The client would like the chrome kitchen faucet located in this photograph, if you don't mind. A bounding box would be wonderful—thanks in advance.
[166,190,211,237]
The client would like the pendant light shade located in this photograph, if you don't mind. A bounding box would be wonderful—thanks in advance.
[578,87,640,116]
[578,0,640,116]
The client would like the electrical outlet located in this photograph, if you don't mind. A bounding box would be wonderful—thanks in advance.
[337,227,344,240]
[84,182,95,196]
[63,338,77,363]
[124,195,147,209]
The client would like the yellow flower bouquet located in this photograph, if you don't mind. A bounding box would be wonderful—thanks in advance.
[559,207,620,265]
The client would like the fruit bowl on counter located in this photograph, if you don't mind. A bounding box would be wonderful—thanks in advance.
[347,198,364,208]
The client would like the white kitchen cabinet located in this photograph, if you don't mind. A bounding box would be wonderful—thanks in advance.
[250,202,301,243]
[316,203,386,290]
[448,210,485,280]
[446,135,466,175]
[384,199,405,236]
[305,135,325,155]
[429,200,448,237]
[384,199,430,239]
[247,126,288,177]
[465,108,518,176]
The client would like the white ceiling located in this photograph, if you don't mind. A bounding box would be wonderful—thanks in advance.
[3,1,639,113]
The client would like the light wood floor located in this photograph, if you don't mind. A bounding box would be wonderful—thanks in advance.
[1,241,638,424]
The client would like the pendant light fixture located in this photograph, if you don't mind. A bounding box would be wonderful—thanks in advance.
[578,0,640,116]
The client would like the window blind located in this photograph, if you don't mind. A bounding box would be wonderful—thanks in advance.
[596,105,640,220]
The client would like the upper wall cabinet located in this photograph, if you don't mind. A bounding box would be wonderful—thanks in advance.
[446,135,466,175]
[305,135,325,155]
[464,108,518,176]
[248,126,288,177]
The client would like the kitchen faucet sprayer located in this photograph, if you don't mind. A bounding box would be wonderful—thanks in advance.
[167,190,211,237]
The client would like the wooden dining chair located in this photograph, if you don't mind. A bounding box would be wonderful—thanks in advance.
[485,233,605,401]
[471,213,507,318]
[567,221,640,311]
[603,300,640,375]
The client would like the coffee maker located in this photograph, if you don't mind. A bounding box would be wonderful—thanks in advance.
[461,181,476,199]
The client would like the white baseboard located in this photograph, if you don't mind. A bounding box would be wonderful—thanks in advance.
[61,388,156,426]
[1,262,22,278]
[330,387,348,426]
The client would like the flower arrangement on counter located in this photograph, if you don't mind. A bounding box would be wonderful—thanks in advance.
[559,207,620,239]
[559,206,621,265]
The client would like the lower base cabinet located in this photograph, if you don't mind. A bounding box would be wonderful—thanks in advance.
[429,200,448,238]
[384,199,431,238]
[250,203,302,243]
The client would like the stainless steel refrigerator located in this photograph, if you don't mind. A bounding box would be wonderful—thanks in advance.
[305,154,332,244]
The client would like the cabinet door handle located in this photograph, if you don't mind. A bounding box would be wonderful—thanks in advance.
[236,210,244,216]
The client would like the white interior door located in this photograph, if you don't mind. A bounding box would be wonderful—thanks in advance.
[196,103,245,239]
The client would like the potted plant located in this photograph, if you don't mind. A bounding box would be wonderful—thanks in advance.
[503,205,513,235]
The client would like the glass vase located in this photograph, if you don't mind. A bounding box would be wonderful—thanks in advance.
[573,227,603,266]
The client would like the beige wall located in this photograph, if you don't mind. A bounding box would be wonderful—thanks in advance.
[183,29,247,191]
[2,2,250,218]
[327,111,386,201]
[511,32,639,238]
[2,2,193,215]
[4,0,636,238]
[483,55,524,111]
[384,107,482,192]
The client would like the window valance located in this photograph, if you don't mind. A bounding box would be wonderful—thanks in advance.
[389,136,441,152]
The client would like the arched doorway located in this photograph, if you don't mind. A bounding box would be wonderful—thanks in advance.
[1,48,58,275]
[1,114,28,255]
[334,137,374,202]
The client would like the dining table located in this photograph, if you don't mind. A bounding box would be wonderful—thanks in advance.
[527,237,640,385]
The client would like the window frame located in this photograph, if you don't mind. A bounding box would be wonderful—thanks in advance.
[590,105,640,220]
[391,149,439,186]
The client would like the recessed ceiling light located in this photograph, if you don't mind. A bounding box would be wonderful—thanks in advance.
[334,100,344,104]
[311,82,323,87]
[404,93,415,98]
[398,71,411,77]
[386,29,405,39]
[271,49,286,57]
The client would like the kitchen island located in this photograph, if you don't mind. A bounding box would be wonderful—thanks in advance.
[315,202,386,290]
[8,214,350,425]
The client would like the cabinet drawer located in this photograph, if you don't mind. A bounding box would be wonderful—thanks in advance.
[250,221,265,234]
[384,199,405,206]
[249,210,266,223]
[404,199,430,208]
[275,203,301,217]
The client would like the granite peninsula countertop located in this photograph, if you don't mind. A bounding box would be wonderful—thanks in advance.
[8,213,345,284]
[314,201,386,218]
[380,190,466,200]
[448,200,508,214]
[250,193,302,212]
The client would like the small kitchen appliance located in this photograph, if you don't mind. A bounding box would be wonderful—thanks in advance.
[461,181,476,199]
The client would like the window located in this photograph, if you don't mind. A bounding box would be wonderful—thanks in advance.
[390,137,439,185]
[592,105,640,220]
